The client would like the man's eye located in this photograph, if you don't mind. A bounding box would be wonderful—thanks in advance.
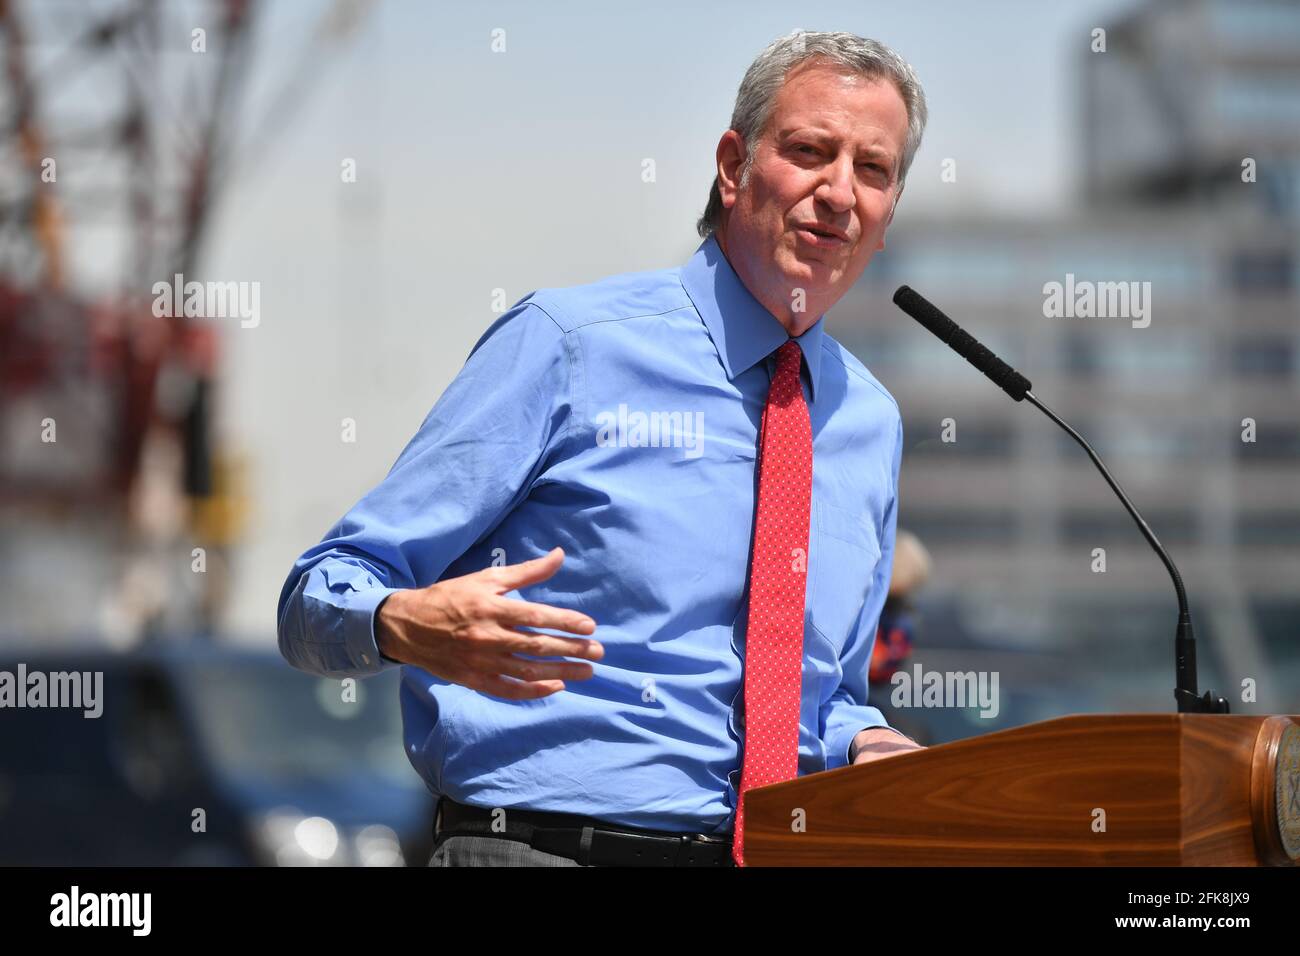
[795,144,818,155]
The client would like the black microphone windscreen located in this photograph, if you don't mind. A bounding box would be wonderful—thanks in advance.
[893,285,955,338]
[891,285,1033,402]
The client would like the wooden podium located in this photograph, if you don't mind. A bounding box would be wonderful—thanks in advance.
[743,714,1299,866]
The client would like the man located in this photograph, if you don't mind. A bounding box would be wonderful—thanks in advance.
[278,30,928,867]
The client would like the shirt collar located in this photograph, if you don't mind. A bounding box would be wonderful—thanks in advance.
[679,233,826,401]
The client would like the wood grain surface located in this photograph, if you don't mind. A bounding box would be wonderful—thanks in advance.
[742,714,1299,866]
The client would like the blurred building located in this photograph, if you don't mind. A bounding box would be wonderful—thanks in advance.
[1082,0,1300,216]
[843,0,1300,721]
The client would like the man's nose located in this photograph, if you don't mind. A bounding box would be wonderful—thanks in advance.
[814,154,856,213]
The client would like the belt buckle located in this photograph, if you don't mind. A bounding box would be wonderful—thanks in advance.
[675,832,730,867]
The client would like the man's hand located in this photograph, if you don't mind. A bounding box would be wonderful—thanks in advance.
[850,727,925,766]
[375,547,602,701]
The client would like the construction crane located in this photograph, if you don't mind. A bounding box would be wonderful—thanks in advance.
[0,0,374,639]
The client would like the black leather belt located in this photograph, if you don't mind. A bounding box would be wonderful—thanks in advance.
[435,796,735,867]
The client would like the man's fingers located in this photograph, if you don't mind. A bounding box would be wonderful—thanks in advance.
[853,740,924,764]
[458,646,593,700]
[492,653,595,684]
[489,547,565,591]
[472,674,566,701]
[482,624,603,662]
[491,596,597,638]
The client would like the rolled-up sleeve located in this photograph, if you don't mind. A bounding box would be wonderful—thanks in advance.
[819,414,903,770]
[276,298,575,678]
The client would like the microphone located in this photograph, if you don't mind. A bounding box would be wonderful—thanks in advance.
[894,284,1033,401]
[892,284,1229,715]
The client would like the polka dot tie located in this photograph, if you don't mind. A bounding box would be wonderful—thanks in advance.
[732,339,812,867]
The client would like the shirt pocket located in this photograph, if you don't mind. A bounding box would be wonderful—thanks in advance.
[808,499,883,652]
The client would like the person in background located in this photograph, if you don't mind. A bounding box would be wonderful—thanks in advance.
[870,529,932,743]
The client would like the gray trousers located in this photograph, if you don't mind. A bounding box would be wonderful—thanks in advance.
[429,833,587,867]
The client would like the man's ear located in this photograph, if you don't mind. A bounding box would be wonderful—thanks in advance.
[888,184,902,225]
[877,184,903,251]
[716,130,747,210]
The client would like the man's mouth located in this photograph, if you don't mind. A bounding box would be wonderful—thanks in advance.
[794,225,848,248]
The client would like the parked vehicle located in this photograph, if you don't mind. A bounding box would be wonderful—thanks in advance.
[0,642,435,866]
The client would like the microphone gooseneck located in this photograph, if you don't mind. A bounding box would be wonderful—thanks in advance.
[891,284,1229,714]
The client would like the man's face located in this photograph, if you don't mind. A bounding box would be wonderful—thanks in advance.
[714,62,910,335]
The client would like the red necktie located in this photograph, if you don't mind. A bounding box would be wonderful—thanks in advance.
[732,339,813,867]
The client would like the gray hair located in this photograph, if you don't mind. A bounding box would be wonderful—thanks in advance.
[696,31,928,238]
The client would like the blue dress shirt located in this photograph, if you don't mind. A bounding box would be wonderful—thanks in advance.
[277,233,904,834]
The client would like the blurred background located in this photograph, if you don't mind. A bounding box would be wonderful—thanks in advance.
[0,0,1295,863]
